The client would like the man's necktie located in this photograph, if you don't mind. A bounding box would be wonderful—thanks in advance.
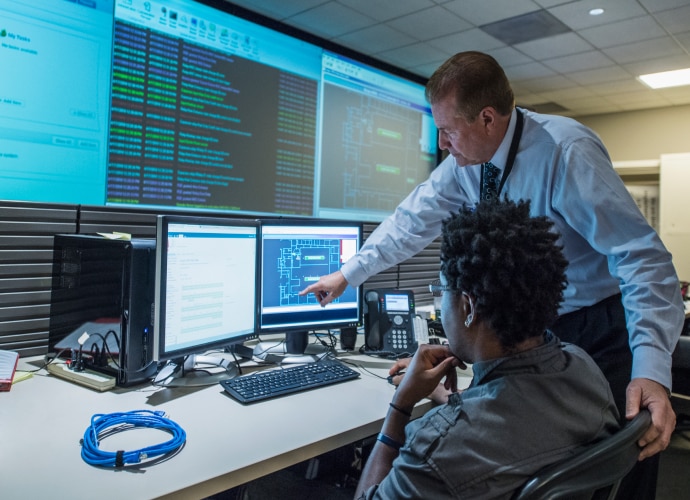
[481,161,500,201]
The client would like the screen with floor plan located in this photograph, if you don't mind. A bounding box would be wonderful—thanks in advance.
[259,220,362,332]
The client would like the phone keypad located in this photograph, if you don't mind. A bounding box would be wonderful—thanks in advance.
[390,328,413,350]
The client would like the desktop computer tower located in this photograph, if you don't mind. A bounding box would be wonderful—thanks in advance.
[48,234,158,386]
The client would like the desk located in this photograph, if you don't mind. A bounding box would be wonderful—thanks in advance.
[1,343,473,500]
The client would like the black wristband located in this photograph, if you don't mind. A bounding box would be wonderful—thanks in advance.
[377,432,403,451]
[389,402,412,418]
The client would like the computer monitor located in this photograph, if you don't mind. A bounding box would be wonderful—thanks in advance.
[153,215,259,386]
[259,219,362,358]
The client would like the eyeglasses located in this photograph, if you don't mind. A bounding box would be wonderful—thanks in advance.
[429,279,453,297]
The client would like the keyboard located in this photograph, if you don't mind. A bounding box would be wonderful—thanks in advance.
[220,358,360,404]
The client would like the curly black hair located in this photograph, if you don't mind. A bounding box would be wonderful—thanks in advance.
[440,199,568,350]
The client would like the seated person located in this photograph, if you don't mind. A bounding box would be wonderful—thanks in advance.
[355,199,620,499]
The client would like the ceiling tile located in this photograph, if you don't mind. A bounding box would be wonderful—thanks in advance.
[426,27,505,54]
[577,15,667,49]
[624,54,690,76]
[513,74,578,93]
[338,0,435,22]
[387,6,472,40]
[542,50,614,73]
[657,86,690,105]
[442,0,541,25]
[411,60,448,78]
[605,90,672,107]
[538,85,596,101]
[533,0,575,7]
[334,24,417,55]
[548,0,646,30]
[567,65,633,85]
[618,100,672,111]
[638,0,690,14]
[503,61,556,81]
[486,46,535,68]
[652,4,690,34]
[557,95,621,111]
[514,32,594,60]
[602,37,685,65]
[287,3,376,39]
[515,93,551,107]
[675,30,690,52]
[587,79,651,96]
[377,42,449,70]
[222,0,326,20]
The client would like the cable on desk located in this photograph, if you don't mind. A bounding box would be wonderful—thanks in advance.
[80,410,186,468]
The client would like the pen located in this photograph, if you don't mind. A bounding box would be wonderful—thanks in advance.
[387,371,405,385]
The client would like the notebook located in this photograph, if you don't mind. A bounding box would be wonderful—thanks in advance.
[0,349,20,391]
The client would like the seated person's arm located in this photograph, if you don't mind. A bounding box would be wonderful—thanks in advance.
[355,345,462,498]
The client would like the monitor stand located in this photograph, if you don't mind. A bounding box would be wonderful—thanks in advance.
[286,330,309,355]
[253,331,327,364]
[153,354,240,387]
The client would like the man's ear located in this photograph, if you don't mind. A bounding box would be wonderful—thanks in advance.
[478,106,497,129]
[461,292,475,318]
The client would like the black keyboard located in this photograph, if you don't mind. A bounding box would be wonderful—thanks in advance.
[220,358,360,404]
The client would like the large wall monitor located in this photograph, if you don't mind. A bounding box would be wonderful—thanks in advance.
[1,0,437,222]
[153,214,259,385]
[0,0,115,204]
[259,219,362,355]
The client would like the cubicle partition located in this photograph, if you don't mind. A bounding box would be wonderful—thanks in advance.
[0,200,440,356]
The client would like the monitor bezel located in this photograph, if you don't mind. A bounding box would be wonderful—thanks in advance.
[258,217,363,335]
[153,214,260,363]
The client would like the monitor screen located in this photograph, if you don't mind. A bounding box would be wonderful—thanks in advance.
[259,219,362,334]
[153,215,259,363]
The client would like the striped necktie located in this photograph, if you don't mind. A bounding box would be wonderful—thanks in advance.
[481,161,500,201]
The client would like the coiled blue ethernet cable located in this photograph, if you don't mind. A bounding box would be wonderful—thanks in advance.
[81,409,186,467]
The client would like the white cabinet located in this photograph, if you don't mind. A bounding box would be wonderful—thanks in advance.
[615,155,690,281]
[659,153,690,281]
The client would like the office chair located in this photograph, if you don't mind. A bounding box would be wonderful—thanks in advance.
[672,327,690,432]
[513,408,651,500]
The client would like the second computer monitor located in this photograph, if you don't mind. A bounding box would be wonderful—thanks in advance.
[259,219,362,346]
[154,215,259,366]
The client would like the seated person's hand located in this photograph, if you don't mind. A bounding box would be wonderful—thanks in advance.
[390,345,466,407]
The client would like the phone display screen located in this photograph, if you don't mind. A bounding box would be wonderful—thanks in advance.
[384,294,410,312]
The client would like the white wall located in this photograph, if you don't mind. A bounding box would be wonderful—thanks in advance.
[577,104,690,163]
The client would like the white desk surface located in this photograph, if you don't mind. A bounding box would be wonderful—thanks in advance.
[1,342,473,500]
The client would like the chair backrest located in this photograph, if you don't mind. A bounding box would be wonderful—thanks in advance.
[513,409,651,500]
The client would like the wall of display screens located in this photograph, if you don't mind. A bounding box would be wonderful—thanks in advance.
[0,0,438,222]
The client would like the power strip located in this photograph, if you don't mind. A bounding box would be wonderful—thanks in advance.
[46,362,116,391]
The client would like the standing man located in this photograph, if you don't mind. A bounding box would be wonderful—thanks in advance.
[301,51,684,498]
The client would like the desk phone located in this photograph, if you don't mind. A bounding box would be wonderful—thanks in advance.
[364,289,424,355]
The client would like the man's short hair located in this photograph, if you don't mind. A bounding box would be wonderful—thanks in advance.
[425,51,515,121]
